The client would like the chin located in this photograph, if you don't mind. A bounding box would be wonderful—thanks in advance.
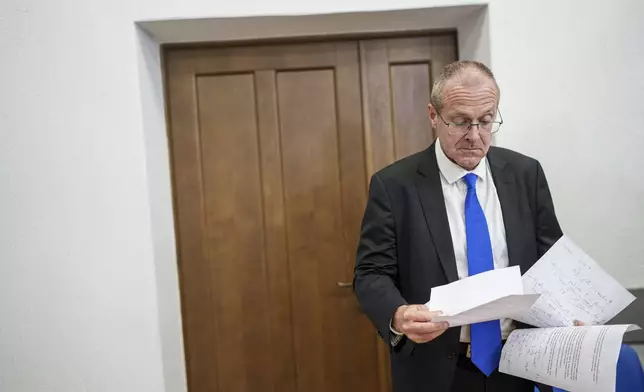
[457,156,483,170]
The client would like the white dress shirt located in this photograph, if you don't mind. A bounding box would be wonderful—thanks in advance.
[435,138,514,342]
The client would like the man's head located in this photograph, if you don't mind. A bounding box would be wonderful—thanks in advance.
[428,61,501,171]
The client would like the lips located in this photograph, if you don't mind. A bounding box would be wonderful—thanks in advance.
[460,148,482,156]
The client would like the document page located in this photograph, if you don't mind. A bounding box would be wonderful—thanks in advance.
[499,325,640,392]
[432,294,539,327]
[515,235,635,328]
[427,266,538,327]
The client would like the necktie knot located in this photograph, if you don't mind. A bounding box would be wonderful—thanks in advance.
[463,173,478,190]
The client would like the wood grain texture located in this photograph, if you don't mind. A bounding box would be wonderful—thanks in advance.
[166,68,220,392]
[255,69,298,392]
[390,63,432,159]
[360,40,395,176]
[197,73,274,392]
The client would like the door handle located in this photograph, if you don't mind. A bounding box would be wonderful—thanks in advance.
[337,281,352,288]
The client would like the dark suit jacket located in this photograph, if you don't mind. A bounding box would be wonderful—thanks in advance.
[354,142,563,392]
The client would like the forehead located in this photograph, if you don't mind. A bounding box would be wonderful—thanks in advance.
[441,70,499,113]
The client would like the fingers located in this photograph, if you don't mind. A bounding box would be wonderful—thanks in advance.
[398,304,450,344]
[407,328,448,344]
[403,305,441,322]
[403,305,431,321]
[574,320,586,326]
[402,306,449,330]
[402,320,449,335]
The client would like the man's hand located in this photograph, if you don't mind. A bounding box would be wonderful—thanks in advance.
[393,304,450,344]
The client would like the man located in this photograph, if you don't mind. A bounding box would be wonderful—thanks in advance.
[353,60,563,392]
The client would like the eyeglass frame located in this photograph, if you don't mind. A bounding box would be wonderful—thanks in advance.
[435,109,504,135]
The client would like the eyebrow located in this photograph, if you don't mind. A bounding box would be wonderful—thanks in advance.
[451,109,496,118]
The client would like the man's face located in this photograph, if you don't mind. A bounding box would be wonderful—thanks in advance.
[428,70,499,171]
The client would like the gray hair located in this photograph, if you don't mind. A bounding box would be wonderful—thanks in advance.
[430,60,500,112]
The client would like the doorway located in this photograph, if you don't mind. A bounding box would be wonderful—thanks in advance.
[164,34,457,392]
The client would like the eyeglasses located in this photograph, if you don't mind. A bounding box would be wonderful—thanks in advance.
[436,109,503,135]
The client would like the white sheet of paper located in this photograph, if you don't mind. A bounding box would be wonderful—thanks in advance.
[427,266,538,327]
[433,294,540,327]
[514,235,636,328]
[500,324,640,392]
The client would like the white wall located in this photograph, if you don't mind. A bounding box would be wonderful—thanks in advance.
[1,0,643,391]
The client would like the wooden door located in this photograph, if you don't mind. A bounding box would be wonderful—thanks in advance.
[164,34,457,392]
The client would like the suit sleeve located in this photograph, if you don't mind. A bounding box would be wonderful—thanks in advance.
[353,173,407,344]
[534,161,563,257]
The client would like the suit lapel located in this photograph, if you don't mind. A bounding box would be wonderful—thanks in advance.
[416,143,459,283]
[487,147,521,269]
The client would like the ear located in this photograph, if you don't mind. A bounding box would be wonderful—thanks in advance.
[428,104,439,130]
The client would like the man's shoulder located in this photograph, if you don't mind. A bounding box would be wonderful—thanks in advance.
[488,145,539,171]
[373,149,428,183]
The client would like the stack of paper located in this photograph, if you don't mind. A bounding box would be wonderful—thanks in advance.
[426,235,639,392]
[499,235,638,392]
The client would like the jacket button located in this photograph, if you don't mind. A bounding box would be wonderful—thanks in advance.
[448,352,455,360]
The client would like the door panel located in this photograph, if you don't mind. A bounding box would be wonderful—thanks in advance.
[361,35,458,175]
[255,69,298,391]
[278,68,353,391]
[166,62,219,392]
[390,63,433,160]
[196,73,275,391]
[165,34,457,392]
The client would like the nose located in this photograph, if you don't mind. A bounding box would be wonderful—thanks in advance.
[465,124,482,141]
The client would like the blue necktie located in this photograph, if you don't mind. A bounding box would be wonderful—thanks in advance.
[463,173,502,376]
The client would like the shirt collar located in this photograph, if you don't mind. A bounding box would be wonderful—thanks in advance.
[435,138,488,185]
